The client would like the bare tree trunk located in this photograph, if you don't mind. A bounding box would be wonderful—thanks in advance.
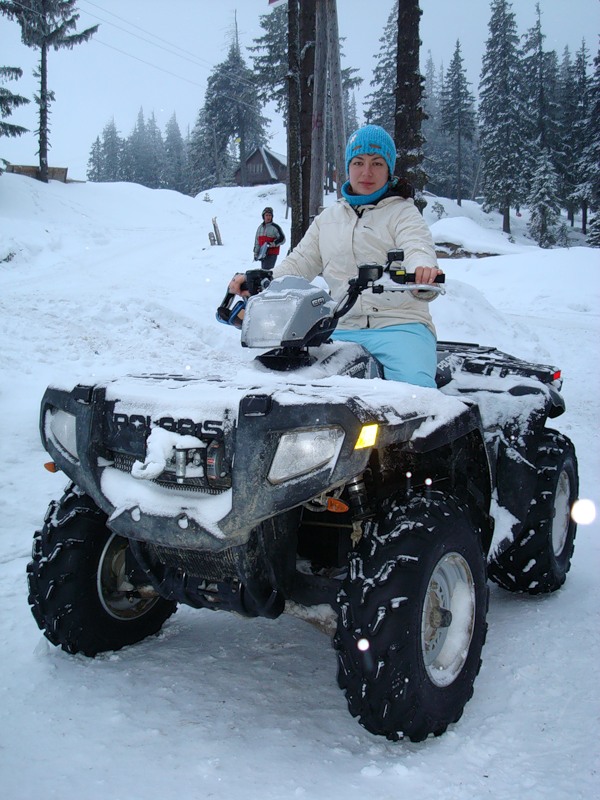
[309,0,327,220]
[38,43,49,183]
[237,108,248,187]
[211,126,221,186]
[326,0,346,197]
[287,0,304,247]
[471,155,481,201]
[456,124,463,206]
[299,0,316,235]
[394,0,427,207]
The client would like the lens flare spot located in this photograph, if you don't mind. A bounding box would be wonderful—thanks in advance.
[571,498,596,525]
[357,638,370,652]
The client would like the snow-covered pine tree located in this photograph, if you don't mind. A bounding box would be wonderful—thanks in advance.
[584,44,600,247]
[86,136,101,182]
[98,118,122,182]
[197,27,268,189]
[85,118,122,184]
[0,0,97,182]
[121,108,150,187]
[527,150,565,248]
[556,46,581,224]
[520,4,561,190]
[0,65,30,155]
[364,0,397,132]
[0,62,30,175]
[422,54,454,197]
[163,114,189,195]
[588,214,600,246]
[588,211,600,247]
[441,40,476,205]
[570,41,593,235]
[479,0,527,233]
[344,92,359,137]
[249,2,289,118]
[422,55,440,189]
[145,113,166,190]
[188,109,221,195]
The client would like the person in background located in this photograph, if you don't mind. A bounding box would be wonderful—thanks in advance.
[232,125,443,388]
[253,207,286,270]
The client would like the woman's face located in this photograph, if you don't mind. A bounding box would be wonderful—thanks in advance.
[348,153,389,195]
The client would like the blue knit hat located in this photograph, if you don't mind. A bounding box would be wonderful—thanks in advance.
[345,125,396,178]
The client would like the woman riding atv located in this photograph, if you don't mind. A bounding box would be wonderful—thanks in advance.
[229,125,443,388]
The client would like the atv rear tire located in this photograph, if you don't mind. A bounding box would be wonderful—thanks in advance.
[334,491,488,742]
[489,430,578,594]
[27,484,177,656]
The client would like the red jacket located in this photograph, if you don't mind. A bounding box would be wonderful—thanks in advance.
[254,221,285,258]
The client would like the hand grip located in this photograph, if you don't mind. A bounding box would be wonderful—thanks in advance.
[389,270,445,285]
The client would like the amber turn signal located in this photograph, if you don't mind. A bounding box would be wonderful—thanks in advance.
[326,497,349,513]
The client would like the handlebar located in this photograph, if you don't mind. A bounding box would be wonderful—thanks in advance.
[216,269,274,327]
[219,255,445,329]
[393,272,445,285]
[374,273,445,294]
[333,263,445,320]
[241,268,273,295]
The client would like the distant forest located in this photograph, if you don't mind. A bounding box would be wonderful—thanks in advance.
[2,1,598,246]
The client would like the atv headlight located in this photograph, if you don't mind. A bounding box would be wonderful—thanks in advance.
[45,408,78,460]
[242,294,301,348]
[268,426,345,484]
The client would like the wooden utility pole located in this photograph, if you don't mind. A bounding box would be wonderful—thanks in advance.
[287,0,304,247]
[288,0,345,235]
[394,0,427,203]
[299,0,317,236]
[309,0,328,220]
[326,0,346,197]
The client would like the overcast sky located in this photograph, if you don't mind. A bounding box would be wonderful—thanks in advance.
[1,0,598,180]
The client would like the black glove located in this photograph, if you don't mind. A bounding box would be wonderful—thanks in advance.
[242,269,273,295]
[216,292,246,328]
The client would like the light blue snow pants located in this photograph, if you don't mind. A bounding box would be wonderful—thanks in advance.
[331,323,438,388]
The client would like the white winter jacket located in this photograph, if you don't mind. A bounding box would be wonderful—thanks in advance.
[273,193,439,334]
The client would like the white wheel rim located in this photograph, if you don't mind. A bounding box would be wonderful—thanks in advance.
[552,470,571,557]
[98,533,159,620]
[421,552,476,687]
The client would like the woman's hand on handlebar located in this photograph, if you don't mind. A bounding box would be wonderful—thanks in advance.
[411,266,445,299]
[413,266,444,284]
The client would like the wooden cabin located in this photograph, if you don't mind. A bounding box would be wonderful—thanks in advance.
[234,147,287,187]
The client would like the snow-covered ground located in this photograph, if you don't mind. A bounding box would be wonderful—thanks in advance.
[0,173,598,799]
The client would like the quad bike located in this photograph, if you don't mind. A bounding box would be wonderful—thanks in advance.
[27,253,578,742]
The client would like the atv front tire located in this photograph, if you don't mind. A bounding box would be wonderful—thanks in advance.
[334,491,488,742]
[27,484,177,656]
[489,430,578,594]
